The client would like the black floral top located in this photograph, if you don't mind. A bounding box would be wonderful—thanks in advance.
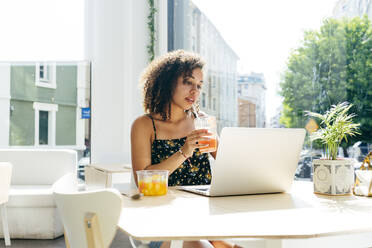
[148,115,211,186]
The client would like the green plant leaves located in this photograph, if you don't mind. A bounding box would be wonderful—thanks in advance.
[305,102,360,160]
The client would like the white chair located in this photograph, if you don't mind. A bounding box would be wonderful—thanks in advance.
[0,162,12,246]
[0,149,77,239]
[53,173,123,248]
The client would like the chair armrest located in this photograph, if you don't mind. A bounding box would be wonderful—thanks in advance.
[53,173,78,193]
[0,162,12,204]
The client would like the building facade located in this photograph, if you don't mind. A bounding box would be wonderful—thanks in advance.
[237,73,266,128]
[0,62,89,151]
[169,0,239,133]
[333,0,372,19]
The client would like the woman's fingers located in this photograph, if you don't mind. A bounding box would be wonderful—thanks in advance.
[182,129,214,157]
[186,138,211,151]
[188,130,212,140]
[187,136,211,144]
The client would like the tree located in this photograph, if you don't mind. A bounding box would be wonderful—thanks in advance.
[280,16,372,149]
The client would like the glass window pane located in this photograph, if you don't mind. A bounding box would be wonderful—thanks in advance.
[39,110,48,145]
[202,92,206,108]
[39,65,44,78]
[170,0,372,182]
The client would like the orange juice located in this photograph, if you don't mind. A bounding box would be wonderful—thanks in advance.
[194,116,217,153]
[138,179,167,196]
[136,170,169,196]
[199,138,217,152]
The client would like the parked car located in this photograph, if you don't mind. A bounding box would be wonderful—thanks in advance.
[78,156,90,180]
[295,149,322,180]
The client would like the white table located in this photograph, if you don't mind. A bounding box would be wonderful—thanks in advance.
[85,164,132,189]
[117,181,372,248]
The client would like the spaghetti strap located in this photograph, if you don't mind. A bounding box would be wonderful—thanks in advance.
[147,113,212,186]
[147,114,157,140]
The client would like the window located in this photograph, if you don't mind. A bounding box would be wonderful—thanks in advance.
[249,103,256,127]
[35,62,57,89]
[39,64,49,82]
[33,102,58,146]
[192,12,197,26]
[202,92,206,108]
[39,110,49,145]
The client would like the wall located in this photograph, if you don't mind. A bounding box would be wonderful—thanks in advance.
[9,63,78,146]
[11,65,77,105]
[9,100,34,145]
[86,0,168,164]
[56,105,76,145]
[238,98,256,127]
[0,63,10,148]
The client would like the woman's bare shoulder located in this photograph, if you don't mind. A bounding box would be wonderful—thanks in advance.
[131,115,153,133]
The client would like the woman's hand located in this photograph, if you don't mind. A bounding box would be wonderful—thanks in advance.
[181,129,212,157]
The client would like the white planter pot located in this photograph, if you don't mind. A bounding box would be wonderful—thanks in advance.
[312,158,354,195]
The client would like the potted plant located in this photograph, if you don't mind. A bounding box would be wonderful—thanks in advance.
[306,102,360,195]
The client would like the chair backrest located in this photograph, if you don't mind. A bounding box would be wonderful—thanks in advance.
[0,162,12,204]
[0,149,77,185]
[53,174,123,248]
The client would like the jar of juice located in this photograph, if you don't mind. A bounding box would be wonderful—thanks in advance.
[136,170,169,196]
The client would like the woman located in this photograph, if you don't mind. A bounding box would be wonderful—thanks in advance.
[131,50,240,248]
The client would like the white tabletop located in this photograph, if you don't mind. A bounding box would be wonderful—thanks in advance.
[117,181,372,241]
[86,163,132,173]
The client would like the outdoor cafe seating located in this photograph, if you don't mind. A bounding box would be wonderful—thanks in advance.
[0,149,76,239]
[0,162,12,246]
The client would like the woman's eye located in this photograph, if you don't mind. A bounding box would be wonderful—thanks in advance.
[197,85,202,90]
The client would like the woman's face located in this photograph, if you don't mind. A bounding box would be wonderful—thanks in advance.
[171,68,203,111]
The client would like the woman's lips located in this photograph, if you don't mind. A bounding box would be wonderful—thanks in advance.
[185,97,195,104]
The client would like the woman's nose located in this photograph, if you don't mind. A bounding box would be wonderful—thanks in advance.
[190,84,199,92]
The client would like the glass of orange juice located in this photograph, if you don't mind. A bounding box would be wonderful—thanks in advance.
[136,170,168,196]
[194,116,217,153]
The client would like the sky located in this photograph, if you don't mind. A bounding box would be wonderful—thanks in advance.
[0,0,339,121]
[0,0,84,61]
[193,0,340,121]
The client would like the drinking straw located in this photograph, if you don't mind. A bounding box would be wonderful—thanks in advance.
[192,105,199,119]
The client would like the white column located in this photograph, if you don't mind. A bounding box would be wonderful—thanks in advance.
[155,0,168,56]
[85,0,167,164]
[76,62,88,150]
[0,63,10,148]
[34,110,39,147]
[50,110,56,146]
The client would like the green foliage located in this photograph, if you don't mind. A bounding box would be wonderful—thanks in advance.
[147,0,157,62]
[280,16,372,145]
[306,102,360,160]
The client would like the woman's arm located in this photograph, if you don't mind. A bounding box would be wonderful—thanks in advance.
[131,116,209,185]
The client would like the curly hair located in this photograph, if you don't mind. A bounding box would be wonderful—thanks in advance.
[140,50,205,120]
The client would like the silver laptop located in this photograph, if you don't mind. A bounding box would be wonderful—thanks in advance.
[177,127,306,196]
